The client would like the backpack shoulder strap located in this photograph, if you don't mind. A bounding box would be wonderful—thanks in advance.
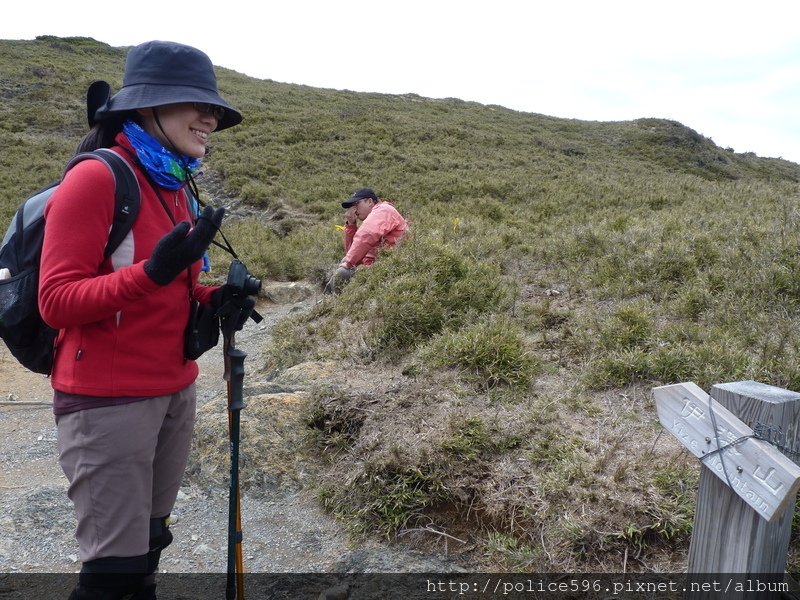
[65,148,140,258]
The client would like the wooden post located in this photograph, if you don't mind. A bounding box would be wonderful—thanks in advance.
[688,381,800,577]
[653,381,800,600]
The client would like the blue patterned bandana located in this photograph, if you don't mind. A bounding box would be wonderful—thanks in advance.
[122,120,201,190]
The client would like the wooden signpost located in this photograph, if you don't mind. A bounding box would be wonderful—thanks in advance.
[654,381,800,599]
[653,381,800,522]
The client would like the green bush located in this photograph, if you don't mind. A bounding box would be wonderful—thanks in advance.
[320,459,449,537]
[332,237,516,355]
[596,300,654,351]
[416,316,539,390]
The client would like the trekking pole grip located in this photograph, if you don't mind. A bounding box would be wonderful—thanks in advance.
[227,347,246,411]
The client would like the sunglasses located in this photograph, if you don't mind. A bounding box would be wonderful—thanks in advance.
[192,102,225,120]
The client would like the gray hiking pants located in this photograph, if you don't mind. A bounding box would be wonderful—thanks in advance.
[56,384,196,562]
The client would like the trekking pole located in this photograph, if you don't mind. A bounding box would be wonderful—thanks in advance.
[214,258,262,600]
[223,327,246,600]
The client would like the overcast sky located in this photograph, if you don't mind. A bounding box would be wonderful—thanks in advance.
[5,0,800,163]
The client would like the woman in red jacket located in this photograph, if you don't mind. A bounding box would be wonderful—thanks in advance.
[39,41,250,600]
[325,187,408,293]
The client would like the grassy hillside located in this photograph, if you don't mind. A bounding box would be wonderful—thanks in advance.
[3,36,800,572]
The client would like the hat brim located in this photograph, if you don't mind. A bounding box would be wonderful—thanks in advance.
[94,84,242,131]
[341,199,358,208]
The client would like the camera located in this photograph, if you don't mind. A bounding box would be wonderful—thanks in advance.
[226,259,262,297]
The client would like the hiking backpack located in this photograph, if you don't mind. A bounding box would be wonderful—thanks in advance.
[0,148,140,375]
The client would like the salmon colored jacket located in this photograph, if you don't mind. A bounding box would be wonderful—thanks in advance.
[341,201,408,268]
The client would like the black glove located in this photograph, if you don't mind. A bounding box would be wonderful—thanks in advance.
[144,206,225,286]
[212,284,256,332]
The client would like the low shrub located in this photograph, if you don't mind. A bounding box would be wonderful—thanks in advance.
[415,316,539,390]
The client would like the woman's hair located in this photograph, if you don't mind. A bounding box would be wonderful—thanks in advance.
[74,114,130,154]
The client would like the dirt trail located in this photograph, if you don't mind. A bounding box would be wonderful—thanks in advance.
[0,291,468,575]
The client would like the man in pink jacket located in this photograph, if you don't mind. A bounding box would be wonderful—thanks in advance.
[325,187,408,293]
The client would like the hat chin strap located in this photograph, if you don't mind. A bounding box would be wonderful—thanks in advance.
[150,108,205,208]
[152,108,201,173]
[153,109,179,157]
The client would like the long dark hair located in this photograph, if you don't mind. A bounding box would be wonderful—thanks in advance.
[74,114,129,154]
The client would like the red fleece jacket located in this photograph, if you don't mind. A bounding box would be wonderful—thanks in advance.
[39,136,216,398]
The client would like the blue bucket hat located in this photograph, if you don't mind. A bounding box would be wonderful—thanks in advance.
[92,40,242,131]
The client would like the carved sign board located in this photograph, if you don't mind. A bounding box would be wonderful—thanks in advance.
[653,381,800,522]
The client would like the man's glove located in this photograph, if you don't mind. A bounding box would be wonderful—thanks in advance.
[212,284,256,332]
[144,206,225,286]
[323,265,355,295]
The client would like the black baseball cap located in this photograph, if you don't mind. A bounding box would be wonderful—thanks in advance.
[342,187,378,208]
